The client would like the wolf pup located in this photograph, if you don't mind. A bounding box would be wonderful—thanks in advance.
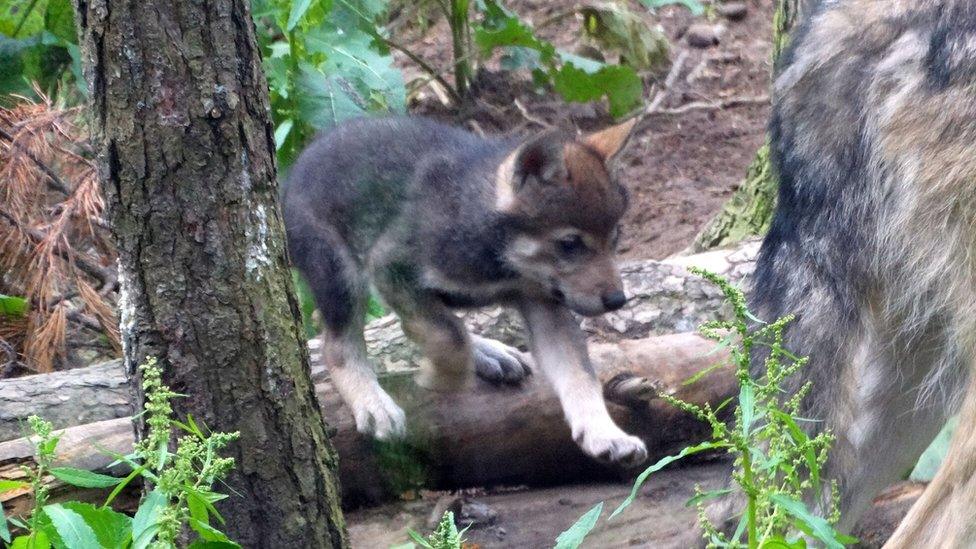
[746,0,976,543]
[283,116,647,465]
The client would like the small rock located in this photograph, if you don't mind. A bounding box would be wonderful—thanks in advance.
[496,527,507,539]
[717,2,748,21]
[685,24,725,48]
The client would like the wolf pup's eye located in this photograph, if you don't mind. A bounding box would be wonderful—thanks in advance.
[557,234,586,257]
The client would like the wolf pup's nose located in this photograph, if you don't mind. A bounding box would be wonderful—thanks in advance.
[602,290,627,311]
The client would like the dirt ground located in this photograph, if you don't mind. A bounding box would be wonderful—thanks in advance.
[393,0,774,260]
[346,1,780,547]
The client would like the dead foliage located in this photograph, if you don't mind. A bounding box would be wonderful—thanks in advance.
[0,90,119,375]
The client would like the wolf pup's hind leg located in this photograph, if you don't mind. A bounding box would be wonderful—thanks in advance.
[288,226,406,440]
[373,263,531,391]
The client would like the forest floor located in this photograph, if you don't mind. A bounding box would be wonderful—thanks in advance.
[392,0,774,260]
[345,1,784,547]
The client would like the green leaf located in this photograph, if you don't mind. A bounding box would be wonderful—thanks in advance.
[552,63,643,118]
[132,487,167,549]
[286,0,313,30]
[10,530,51,549]
[911,416,957,482]
[0,480,29,494]
[43,0,74,44]
[189,518,238,546]
[0,294,28,316]
[0,0,51,38]
[42,504,101,549]
[295,63,366,130]
[739,383,755,437]
[682,362,725,386]
[554,502,602,549]
[274,119,294,151]
[187,542,242,549]
[638,0,705,16]
[760,537,806,549]
[769,494,846,549]
[50,467,123,488]
[102,463,148,508]
[684,488,732,508]
[578,4,669,72]
[474,9,554,62]
[0,504,9,544]
[47,502,131,549]
[610,440,727,518]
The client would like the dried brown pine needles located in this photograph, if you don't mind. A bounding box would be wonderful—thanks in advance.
[0,90,119,374]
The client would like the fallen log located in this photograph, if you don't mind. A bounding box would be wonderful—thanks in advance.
[1,333,736,510]
[0,242,759,441]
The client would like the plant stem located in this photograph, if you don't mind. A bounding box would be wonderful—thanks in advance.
[741,446,759,548]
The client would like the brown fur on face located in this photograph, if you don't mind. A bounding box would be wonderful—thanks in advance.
[496,119,636,315]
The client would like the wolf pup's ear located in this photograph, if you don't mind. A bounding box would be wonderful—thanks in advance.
[496,132,568,211]
[511,132,567,190]
[582,117,638,163]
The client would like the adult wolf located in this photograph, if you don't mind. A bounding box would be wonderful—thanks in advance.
[283,116,647,466]
[753,0,976,544]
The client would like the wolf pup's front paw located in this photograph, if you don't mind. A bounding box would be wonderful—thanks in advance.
[471,335,533,384]
[349,389,407,441]
[575,421,648,467]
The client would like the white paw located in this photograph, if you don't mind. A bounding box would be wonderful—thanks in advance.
[350,389,407,441]
[471,335,533,384]
[574,421,648,467]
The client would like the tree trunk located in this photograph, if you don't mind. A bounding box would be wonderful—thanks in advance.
[71,0,348,546]
[690,0,801,252]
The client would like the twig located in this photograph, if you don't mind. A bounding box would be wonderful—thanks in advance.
[0,127,72,196]
[513,99,553,130]
[641,50,690,119]
[382,37,464,106]
[648,95,770,116]
[0,207,114,288]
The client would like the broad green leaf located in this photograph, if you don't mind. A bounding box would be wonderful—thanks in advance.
[0,0,51,38]
[554,502,602,549]
[578,4,669,72]
[43,504,101,549]
[189,518,238,546]
[911,416,957,482]
[43,0,75,44]
[474,11,554,62]
[10,530,51,549]
[286,0,313,31]
[0,294,28,316]
[768,494,846,549]
[102,463,148,508]
[44,502,131,549]
[295,63,366,130]
[610,440,727,518]
[274,119,294,151]
[50,467,123,488]
[552,63,643,118]
[0,480,29,493]
[132,487,167,549]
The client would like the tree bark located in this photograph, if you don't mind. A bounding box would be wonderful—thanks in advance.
[71,0,347,545]
[690,0,800,252]
[0,333,737,510]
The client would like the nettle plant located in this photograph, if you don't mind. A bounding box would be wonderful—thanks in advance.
[562,269,856,549]
[0,357,240,549]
